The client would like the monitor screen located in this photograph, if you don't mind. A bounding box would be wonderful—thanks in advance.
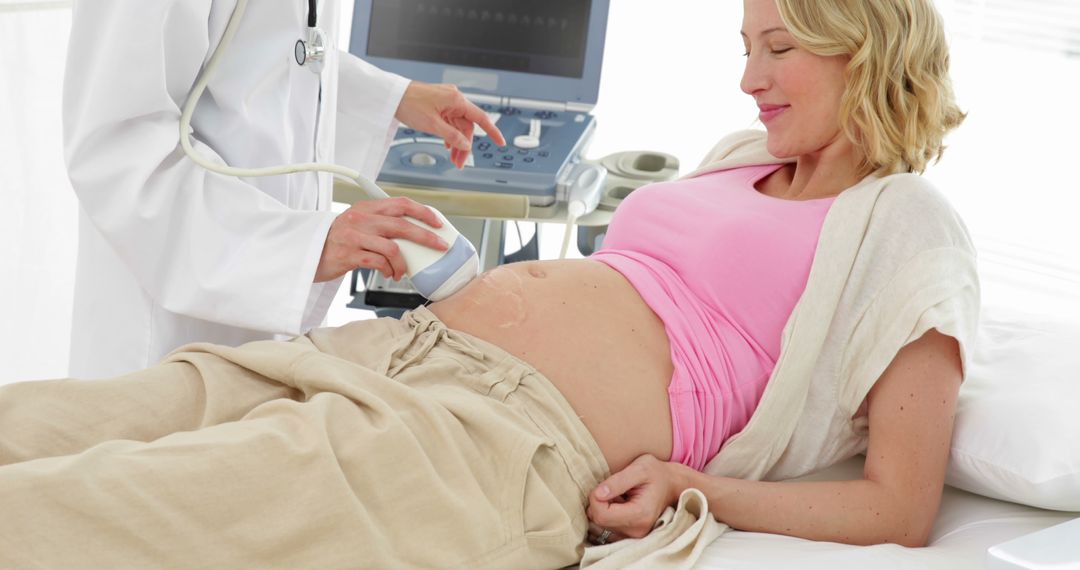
[366,0,593,79]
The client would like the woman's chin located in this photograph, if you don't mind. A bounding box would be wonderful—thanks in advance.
[765,137,798,159]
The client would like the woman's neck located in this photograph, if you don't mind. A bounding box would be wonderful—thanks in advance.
[786,138,864,200]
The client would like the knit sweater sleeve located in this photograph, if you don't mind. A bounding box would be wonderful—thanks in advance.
[835,176,981,417]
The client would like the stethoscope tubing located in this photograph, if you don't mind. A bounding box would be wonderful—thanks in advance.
[178,0,389,199]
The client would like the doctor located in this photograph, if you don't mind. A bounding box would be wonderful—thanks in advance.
[63,0,504,378]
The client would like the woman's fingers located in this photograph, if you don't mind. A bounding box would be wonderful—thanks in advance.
[593,461,648,502]
[588,495,658,540]
[586,455,675,539]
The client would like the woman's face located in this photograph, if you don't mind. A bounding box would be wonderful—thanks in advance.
[740,0,850,159]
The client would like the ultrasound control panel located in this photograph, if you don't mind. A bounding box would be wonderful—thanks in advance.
[378,103,596,206]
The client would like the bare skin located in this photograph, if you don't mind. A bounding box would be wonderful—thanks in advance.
[429,259,674,474]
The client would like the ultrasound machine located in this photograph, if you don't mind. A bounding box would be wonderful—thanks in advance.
[343,0,679,312]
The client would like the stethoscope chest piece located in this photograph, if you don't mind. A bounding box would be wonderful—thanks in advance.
[295,26,326,74]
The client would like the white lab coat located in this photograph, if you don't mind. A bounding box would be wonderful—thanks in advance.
[63,0,409,378]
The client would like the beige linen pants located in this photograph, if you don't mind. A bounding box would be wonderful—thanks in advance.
[0,307,608,569]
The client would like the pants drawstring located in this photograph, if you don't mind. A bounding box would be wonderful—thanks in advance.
[386,310,485,377]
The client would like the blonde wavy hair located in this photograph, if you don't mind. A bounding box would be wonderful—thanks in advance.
[774,0,965,177]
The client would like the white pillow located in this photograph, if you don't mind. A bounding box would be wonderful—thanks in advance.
[947,303,1080,511]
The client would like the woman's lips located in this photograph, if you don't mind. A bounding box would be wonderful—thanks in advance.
[759,105,789,123]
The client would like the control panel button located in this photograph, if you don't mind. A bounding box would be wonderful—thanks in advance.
[496,162,514,169]
[514,135,540,150]
[523,157,535,163]
[502,155,514,161]
[410,153,437,167]
[482,152,494,159]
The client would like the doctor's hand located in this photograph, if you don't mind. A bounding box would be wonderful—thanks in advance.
[314,197,448,283]
[395,81,506,169]
[586,454,694,542]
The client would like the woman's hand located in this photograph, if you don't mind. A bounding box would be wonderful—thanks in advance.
[314,197,448,283]
[586,454,692,543]
[394,81,507,169]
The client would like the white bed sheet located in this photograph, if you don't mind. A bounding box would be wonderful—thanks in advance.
[694,456,1079,569]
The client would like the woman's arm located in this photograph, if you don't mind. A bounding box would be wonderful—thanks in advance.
[588,329,962,547]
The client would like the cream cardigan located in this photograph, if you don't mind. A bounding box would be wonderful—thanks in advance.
[582,130,981,568]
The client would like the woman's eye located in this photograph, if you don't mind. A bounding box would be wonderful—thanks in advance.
[771,47,794,55]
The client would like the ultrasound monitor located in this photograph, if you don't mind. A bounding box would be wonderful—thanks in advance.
[350,0,610,108]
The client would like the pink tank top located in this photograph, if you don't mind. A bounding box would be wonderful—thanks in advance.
[590,164,835,470]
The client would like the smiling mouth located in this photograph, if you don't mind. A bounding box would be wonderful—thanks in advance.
[759,105,789,123]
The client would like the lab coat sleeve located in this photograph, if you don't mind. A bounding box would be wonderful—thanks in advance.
[334,51,410,179]
[62,1,336,336]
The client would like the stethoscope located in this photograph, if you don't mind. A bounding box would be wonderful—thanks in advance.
[179,0,481,301]
[180,0,388,199]
[294,0,326,74]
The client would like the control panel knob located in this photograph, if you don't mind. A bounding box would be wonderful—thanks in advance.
[514,135,540,149]
[514,118,543,150]
[410,152,437,167]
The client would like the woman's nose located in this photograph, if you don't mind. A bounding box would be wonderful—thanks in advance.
[740,55,768,96]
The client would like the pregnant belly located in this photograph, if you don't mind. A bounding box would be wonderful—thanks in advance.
[428,259,674,473]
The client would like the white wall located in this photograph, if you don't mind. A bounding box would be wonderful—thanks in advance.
[0,6,76,383]
[2,1,1078,383]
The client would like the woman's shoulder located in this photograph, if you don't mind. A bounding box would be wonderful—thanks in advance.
[858,172,975,252]
[871,173,959,217]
